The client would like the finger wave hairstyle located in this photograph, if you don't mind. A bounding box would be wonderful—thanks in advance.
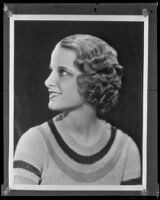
[59,34,123,116]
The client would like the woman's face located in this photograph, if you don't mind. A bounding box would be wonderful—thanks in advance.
[45,45,85,112]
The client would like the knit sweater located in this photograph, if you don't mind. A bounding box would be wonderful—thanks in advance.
[14,114,141,185]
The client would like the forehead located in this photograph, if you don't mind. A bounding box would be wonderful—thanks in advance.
[50,45,80,73]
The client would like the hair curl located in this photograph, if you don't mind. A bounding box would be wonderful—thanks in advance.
[59,34,123,116]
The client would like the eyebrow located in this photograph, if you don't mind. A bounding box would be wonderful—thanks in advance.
[49,65,76,75]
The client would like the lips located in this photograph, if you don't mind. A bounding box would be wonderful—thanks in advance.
[48,90,61,99]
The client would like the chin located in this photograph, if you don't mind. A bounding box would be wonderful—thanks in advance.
[48,104,79,113]
[48,101,65,111]
[48,104,60,111]
[48,99,85,112]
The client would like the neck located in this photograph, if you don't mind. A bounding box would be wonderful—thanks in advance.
[60,104,99,140]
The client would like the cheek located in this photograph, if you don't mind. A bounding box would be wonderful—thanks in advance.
[60,78,84,100]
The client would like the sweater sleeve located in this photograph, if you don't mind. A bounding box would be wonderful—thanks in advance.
[121,137,141,182]
[14,126,48,185]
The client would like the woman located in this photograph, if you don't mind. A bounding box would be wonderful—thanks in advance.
[14,34,141,185]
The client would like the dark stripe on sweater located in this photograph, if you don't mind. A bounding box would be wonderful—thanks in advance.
[48,119,116,164]
[121,177,141,185]
[14,160,41,178]
[38,123,127,183]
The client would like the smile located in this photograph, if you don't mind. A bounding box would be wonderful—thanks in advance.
[49,91,61,99]
[49,93,60,99]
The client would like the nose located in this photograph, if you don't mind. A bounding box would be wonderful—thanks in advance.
[44,71,58,88]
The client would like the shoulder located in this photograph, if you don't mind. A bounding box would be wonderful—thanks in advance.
[118,131,141,181]
[112,127,141,180]
[14,122,49,160]
[16,125,44,148]
[14,122,49,184]
[111,126,139,151]
[117,129,140,156]
[124,134,141,165]
[107,124,140,158]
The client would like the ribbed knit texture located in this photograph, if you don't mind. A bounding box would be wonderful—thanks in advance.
[14,114,141,185]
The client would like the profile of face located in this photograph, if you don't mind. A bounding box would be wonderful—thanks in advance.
[45,34,123,115]
[45,45,85,112]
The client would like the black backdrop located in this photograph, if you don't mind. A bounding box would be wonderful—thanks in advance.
[14,21,144,162]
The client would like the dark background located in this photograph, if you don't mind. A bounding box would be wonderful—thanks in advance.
[14,21,144,161]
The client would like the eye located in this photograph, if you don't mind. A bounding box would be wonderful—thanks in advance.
[58,68,68,77]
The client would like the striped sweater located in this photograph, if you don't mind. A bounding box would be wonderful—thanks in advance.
[14,114,141,185]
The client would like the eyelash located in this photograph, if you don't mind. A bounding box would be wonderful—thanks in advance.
[49,68,72,78]
[58,68,68,77]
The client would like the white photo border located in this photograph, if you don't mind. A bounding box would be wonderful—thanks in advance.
[9,14,149,191]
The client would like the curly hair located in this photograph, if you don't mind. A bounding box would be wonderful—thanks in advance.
[59,34,123,116]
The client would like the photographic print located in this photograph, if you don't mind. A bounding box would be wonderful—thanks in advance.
[3,3,158,196]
